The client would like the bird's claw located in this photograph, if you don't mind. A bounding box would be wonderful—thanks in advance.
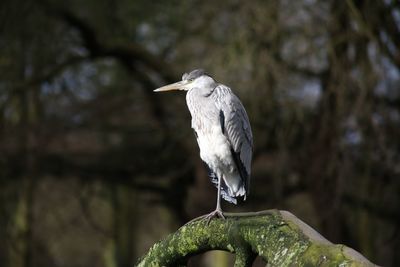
[204,209,225,225]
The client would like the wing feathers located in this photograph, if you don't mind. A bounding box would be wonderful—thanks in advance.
[214,85,253,193]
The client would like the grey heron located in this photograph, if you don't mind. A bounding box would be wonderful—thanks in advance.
[154,69,253,220]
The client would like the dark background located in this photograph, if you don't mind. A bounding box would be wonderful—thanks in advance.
[0,0,399,266]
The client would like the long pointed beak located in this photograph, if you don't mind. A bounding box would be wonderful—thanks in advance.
[154,81,187,92]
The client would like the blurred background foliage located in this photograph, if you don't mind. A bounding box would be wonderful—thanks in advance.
[0,0,399,266]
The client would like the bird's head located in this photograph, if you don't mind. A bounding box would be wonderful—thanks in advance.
[154,69,216,93]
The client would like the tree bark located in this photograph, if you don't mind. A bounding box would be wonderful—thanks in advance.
[136,210,377,267]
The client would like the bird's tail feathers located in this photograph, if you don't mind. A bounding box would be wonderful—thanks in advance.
[221,189,237,204]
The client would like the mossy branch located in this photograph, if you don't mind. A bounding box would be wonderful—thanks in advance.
[136,210,378,267]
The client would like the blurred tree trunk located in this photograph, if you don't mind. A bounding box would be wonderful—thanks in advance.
[202,251,231,267]
[8,36,38,267]
[112,184,138,267]
[306,0,351,241]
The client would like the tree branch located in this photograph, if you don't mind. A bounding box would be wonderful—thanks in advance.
[136,210,378,267]
[12,55,86,93]
[40,2,179,83]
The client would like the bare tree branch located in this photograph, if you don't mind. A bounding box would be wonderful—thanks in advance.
[41,3,179,83]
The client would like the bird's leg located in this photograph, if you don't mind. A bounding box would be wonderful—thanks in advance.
[205,175,225,224]
[215,175,223,213]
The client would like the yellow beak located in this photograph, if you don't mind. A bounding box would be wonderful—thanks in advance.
[154,81,188,92]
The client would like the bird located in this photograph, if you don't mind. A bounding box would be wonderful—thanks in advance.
[154,69,253,220]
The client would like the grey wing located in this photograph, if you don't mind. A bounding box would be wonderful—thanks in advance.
[213,85,253,193]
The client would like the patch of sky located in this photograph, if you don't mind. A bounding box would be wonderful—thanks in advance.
[136,22,176,55]
[343,117,362,146]
[374,56,400,99]
[287,79,322,108]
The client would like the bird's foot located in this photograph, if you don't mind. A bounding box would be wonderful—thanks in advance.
[204,209,225,225]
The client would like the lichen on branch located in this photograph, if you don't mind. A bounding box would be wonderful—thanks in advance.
[136,210,377,267]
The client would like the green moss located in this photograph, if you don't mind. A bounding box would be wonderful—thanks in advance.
[136,210,376,267]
